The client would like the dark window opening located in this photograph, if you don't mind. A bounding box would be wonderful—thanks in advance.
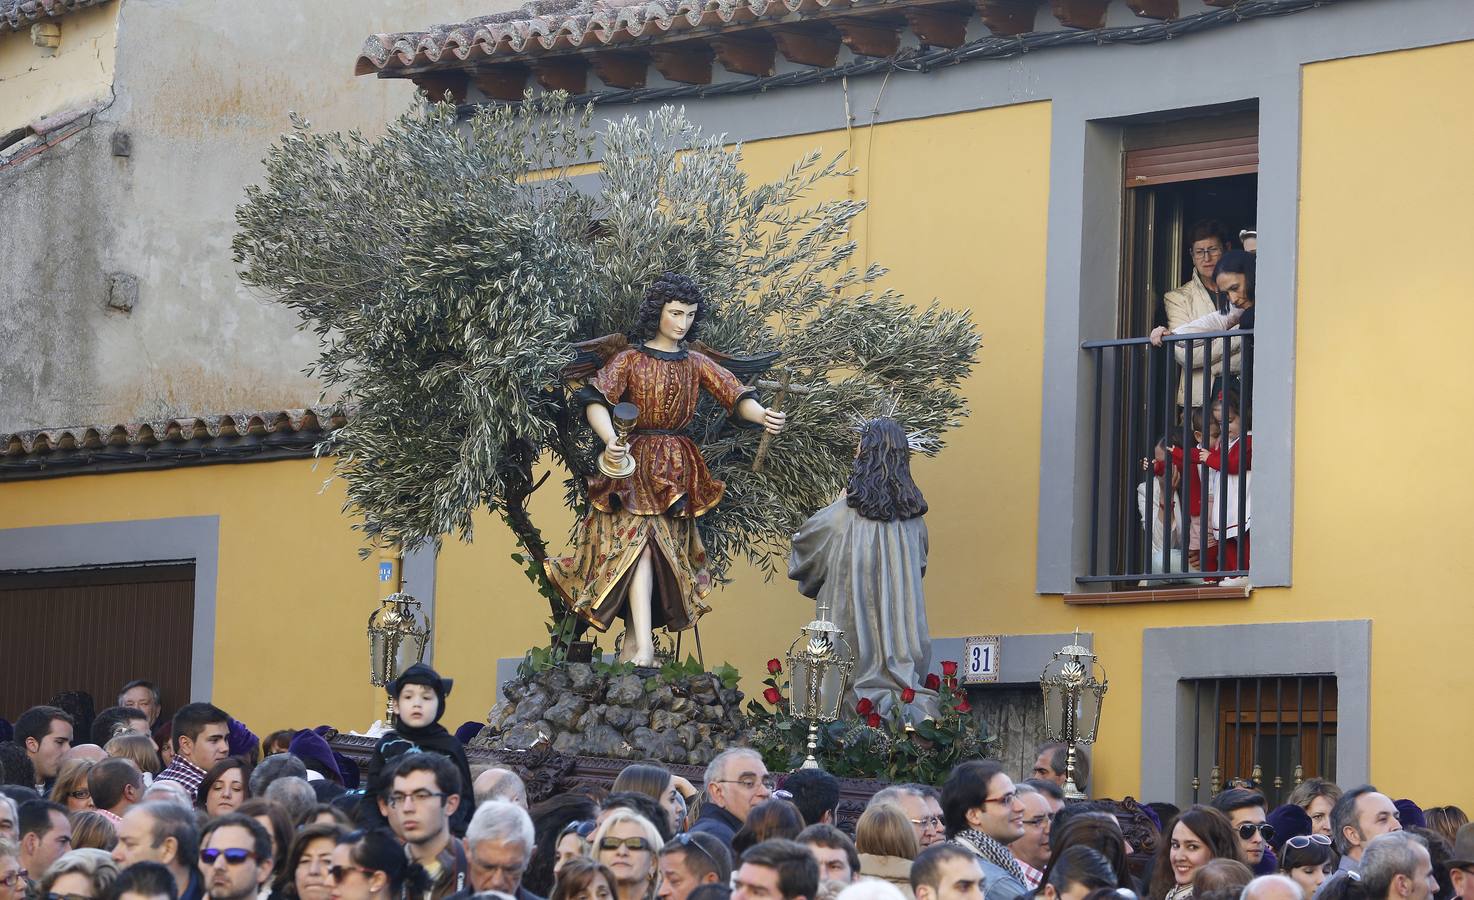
[0,563,195,724]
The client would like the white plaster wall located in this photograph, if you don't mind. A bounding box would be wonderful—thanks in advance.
[0,0,515,431]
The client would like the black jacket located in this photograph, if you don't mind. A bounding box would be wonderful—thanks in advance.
[687,804,744,854]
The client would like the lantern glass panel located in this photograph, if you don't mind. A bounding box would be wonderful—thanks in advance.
[1043,681,1067,739]
[369,630,389,684]
[398,630,427,673]
[1078,682,1103,742]
[789,658,813,719]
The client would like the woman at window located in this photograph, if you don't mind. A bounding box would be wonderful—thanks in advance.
[1148,806,1242,900]
[591,810,664,900]
[1160,220,1241,411]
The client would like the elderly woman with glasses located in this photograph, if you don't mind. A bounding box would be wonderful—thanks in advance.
[37,848,119,900]
[591,811,664,900]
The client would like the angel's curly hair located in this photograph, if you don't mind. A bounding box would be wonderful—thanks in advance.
[847,417,928,522]
[632,272,709,342]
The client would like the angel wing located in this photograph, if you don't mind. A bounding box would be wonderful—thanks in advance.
[562,333,631,381]
[688,340,781,379]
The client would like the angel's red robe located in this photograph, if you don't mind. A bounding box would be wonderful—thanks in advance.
[544,343,755,635]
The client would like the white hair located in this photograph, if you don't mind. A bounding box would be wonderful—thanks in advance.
[704,748,761,789]
[590,809,664,861]
[39,849,119,897]
[467,800,535,859]
[1240,875,1304,900]
[837,880,908,900]
[142,778,194,809]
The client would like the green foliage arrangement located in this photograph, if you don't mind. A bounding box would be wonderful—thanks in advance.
[745,657,995,785]
[233,94,980,621]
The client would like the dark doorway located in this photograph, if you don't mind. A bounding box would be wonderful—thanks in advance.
[0,563,195,726]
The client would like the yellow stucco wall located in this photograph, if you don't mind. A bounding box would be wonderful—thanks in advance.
[0,3,118,130]
[4,40,1473,809]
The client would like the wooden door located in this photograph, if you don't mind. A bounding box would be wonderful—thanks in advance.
[0,564,195,728]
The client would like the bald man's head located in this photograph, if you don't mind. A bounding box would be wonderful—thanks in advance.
[473,768,528,810]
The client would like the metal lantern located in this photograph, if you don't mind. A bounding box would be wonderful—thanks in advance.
[367,592,431,723]
[785,594,855,769]
[1039,628,1108,800]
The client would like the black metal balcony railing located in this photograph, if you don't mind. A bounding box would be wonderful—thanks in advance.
[1079,328,1254,587]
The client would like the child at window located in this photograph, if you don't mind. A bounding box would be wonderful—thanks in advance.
[1139,434,1205,586]
[1195,390,1251,584]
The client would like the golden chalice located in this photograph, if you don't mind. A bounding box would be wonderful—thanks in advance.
[598,402,639,479]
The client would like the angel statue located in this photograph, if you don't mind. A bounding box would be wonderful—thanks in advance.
[545,273,787,666]
[787,417,938,723]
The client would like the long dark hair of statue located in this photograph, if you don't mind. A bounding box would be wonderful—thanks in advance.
[846,417,928,522]
[631,272,708,342]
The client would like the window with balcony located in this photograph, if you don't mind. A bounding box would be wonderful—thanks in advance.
[1078,110,1260,595]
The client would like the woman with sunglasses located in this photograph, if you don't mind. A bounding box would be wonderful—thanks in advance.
[1278,834,1334,899]
[591,811,664,900]
[1147,806,1241,900]
[329,830,429,900]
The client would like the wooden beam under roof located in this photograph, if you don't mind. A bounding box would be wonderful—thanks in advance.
[591,51,648,88]
[531,56,588,93]
[649,43,714,84]
[772,23,842,68]
[834,17,902,58]
[1126,0,1178,19]
[412,70,469,103]
[974,0,1037,36]
[904,6,970,48]
[1050,0,1109,28]
[471,65,528,100]
[709,32,777,77]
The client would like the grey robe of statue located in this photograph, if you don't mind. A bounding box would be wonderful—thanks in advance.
[787,495,939,722]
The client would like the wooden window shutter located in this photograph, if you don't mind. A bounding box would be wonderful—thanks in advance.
[1124,113,1258,188]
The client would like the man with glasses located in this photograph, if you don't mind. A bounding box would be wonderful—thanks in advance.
[197,814,273,900]
[1212,788,1275,874]
[658,832,732,900]
[1160,219,1240,411]
[941,760,1028,900]
[690,750,772,852]
[113,801,203,900]
[869,786,944,851]
[1446,824,1474,900]
[378,754,468,900]
[446,800,540,900]
[1007,784,1051,889]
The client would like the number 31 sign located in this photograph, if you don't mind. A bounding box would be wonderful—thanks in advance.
[962,635,1001,684]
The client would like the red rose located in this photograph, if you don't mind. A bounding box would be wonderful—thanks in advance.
[866,712,882,728]
[763,687,782,704]
[955,698,972,714]
[925,673,942,691]
[941,661,959,676]
[901,688,917,704]
[767,658,783,675]
[856,698,875,715]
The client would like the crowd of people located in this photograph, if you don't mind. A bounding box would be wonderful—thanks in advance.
[0,668,1468,900]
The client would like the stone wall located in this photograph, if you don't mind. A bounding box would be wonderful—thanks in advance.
[473,663,748,767]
